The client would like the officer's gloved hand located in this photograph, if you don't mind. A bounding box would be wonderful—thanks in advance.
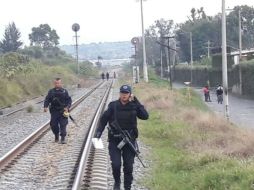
[133,96,140,104]
[133,96,141,106]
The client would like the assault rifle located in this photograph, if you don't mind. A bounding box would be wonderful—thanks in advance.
[111,120,146,168]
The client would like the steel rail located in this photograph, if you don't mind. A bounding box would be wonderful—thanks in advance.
[72,80,113,190]
[0,81,104,170]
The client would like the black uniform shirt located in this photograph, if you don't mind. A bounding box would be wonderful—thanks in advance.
[44,88,72,112]
[95,97,149,139]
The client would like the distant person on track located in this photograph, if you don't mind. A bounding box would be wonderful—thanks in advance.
[106,72,110,81]
[203,85,211,102]
[216,84,223,104]
[114,72,116,79]
[43,78,72,144]
[94,85,149,190]
[101,72,105,80]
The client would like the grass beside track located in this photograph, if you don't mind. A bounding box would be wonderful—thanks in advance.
[134,75,254,190]
[0,64,77,107]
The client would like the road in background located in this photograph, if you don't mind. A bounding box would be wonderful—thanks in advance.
[174,82,254,129]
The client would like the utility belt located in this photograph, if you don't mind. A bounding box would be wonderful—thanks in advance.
[112,133,122,138]
[108,128,137,140]
[111,131,131,138]
[108,128,140,154]
[49,106,64,113]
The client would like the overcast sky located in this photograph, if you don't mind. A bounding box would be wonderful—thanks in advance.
[0,0,253,45]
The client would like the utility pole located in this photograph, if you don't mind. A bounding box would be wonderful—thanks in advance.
[156,38,177,90]
[134,45,138,83]
[190,32,193,65]
[239,9,242,60]
[190,32,193,84]
[222,0,229,119]
[75,32,79,75]
[165,46,170,81]
[163,36,173,90]
[179,31,193,83]
[131,37,140,84]
[72,23,80,88]
[140,0,148,82]
[172,39,177,80]
[160,46,163,78]
[207,40,210,58]
[238,9,243,95]
[205,40,211,58]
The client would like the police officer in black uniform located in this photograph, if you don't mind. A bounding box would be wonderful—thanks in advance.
[95,85,149,190]
[44,78,72,144]
[101,72,105,80]
[106,72,110,81]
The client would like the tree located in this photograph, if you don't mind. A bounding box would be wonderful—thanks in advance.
[190,8,197,22]
[227,5,254,49]
[177,5,254,63]
[29,24,59,48]
[176,7,221,62]
[197,7,207,20]
[0,22,23,53]
[136,19,174,66]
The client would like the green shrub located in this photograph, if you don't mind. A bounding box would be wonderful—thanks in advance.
[212,54,234,69]
[26,105,34,113]
[0,52,30,79]
[197,56,212,66]
[174,65,222,87]
[241,61,254,96]
[175,60,254,97]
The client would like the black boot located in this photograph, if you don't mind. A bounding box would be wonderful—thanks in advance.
[113,181,120,190]
[60,136,66,144]
[124,181,131,190]
[55,134,59,142]
[124,186,131,190]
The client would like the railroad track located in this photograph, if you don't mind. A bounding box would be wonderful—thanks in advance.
[0,99,44,117]
[0,95,44,116]
[0,80,112,190]
[0,81,105,159]
[0,84,93,117]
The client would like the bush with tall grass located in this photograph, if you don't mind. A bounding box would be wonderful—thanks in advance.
[0,47,99,107]
[134,76,254,190]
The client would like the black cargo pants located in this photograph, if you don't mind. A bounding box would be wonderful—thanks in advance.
[50,111,68,137]
[109,138,136,190]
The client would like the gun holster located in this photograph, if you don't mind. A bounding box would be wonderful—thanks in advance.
[108,126,119,138]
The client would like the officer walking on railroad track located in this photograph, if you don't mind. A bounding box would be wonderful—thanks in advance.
[106,72,110,81]
[43,78,72,144]
[94,85,149,190]
[101,72,105,80]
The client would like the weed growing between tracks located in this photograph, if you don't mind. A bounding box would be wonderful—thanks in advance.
[135,77,254,190]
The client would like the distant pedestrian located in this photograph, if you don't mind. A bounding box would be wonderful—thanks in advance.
[101,72,105,80]
[203,85,211,102]
[44,78,72,144]
[114,72,116,79]
[106,72,110,81]
[216,84,223,104]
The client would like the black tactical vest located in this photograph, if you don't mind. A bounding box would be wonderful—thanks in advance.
[50,88,67,111]
[114,101,137,130]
